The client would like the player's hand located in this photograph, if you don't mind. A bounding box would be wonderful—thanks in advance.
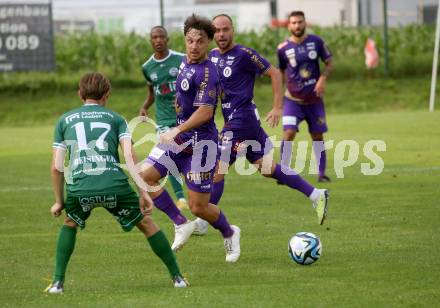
[50,202,64,217]
[265,107,282,128]
[139,107,149,120]
[139,191,153,216]
[314,77,326,98]
[159,127,181,145]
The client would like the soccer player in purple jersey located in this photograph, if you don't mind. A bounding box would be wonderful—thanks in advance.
[141,14,241,262]
[193,14,329,233]
[277,11,333,182]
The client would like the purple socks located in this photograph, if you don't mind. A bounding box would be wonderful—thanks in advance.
[211,211,234,238]
[153,190,187,225]
[272,164,314,197]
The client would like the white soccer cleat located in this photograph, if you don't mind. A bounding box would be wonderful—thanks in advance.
[224,225,241,263]
[313,189,329,225]
[172,274,189,288]
[171,220,196,252]
[193,217,209,236]
[44,281,64,294]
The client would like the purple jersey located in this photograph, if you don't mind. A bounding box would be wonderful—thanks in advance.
[175,57,219,147]
[209,44,271,127]
[277,35,332,104]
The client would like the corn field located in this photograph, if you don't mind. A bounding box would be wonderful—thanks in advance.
[1,25,436,92]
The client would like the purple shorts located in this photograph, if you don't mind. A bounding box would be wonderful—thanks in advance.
[282,96,328,133]
[219,123,273,165]
[146,141,218,193]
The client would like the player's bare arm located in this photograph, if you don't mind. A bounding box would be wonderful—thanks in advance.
[119,137,153,214]
[139,85,155,117]
[160,105,214,144]
[50,148,65,217]
[264,66,283,128]
[314,58,333,98]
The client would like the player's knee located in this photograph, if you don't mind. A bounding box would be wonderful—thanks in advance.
[311,133,324,141]
[188,200,206,217]
[136,216,152,234]
[64,217,78,228]
[284,130,296,141]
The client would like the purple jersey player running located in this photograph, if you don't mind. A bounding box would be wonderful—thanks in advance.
[277,11,333,182]
[141,14,241,263]
[192,14,329,234]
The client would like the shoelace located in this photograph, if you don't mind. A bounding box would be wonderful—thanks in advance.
[224,239,233,253]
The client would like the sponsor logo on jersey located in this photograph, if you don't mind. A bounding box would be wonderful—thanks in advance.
[169,67,178,77]
[65,113,80,124]
[186,171,212,182]
[227,56,235,60]
[210,56,219,63]
[150,72,158,81]
[181,78,189,91]
[308,50,318,60]
[208,89,216,98]
[223,66,232,77]
[285,48,295,56]
[79,194,117,212]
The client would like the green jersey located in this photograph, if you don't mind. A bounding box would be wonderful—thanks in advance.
[52,103,132,195]
[141,49,184,128]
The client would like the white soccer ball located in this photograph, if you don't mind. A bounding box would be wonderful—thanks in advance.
[288,232,322,265]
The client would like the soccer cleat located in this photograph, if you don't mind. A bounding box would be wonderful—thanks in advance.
[224,225,241,263]
[193,217,209,236]
[318,175,331,183]
[176,198,189,210]
[44,281,64,294]
[172,274,189,288]
[171,220,196,252]
[313,189,329,225]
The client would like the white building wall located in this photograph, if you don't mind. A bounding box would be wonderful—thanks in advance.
[277,0,358,26]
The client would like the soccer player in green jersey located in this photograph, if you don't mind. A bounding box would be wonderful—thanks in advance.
[139,26,188,210]
[45,72,188,294]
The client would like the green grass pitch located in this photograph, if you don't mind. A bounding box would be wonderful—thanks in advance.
[1,110,439,307]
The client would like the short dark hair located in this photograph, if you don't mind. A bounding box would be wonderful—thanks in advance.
[289,11,305,19]
[213,13,233,26]
[79,72,111,100]
[150,25,168,37]
[184,14,215,40]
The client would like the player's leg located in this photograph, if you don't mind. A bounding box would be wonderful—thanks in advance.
[141,161,189,226]
[187,189,240,262]
[280,96,304,182]
[157,126,188,209]
[181,148,240,261]
[45,195,88,294]
[141,153,195,251]
[193,131,236,236]
[251,126,329,225]
[305,100,330,182]
[137,216,188,287]
[168,174,188,209]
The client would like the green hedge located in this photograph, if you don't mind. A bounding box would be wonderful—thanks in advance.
[0,25,436,93]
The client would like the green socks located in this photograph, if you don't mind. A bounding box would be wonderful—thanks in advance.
[169,175,185,200]
[147,230,181,277]
[53,225,77,282]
